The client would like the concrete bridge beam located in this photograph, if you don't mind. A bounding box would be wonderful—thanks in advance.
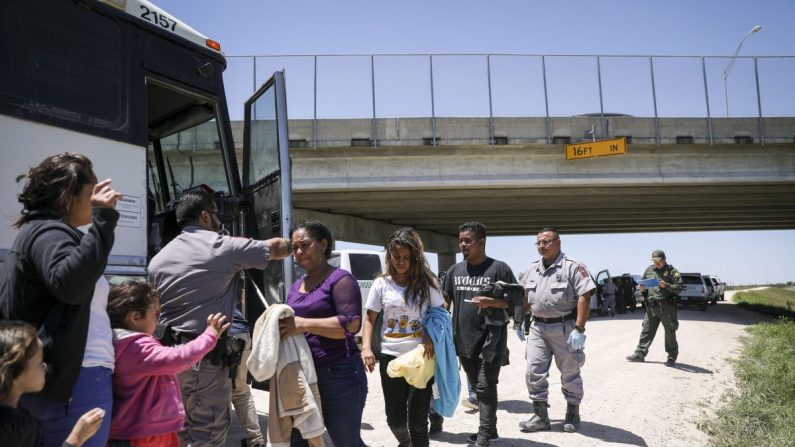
[292,208,459,267]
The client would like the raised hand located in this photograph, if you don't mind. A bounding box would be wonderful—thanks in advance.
[206,313,231,337]
[91,178,123,209]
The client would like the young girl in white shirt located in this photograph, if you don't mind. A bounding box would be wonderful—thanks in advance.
[361,228,445,447]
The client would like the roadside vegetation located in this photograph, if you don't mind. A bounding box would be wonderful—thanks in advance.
[731,287,795,319]
[702,288,795,447]
[725,281,794,291]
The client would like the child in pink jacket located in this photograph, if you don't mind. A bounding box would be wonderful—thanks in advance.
[106,282,229,447]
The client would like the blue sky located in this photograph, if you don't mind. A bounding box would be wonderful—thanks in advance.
[156,0,795,284]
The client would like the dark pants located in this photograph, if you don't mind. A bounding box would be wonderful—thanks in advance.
[459,355,502,438]
[21,366,113,447]
[634,299,679,360]
[291,355,368,447]
[379,353,432,447]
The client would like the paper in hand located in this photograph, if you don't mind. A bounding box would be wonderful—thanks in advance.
[638,278,660,287]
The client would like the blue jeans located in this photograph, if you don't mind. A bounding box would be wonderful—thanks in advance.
[21,366,113,447]
[291,355,368,447]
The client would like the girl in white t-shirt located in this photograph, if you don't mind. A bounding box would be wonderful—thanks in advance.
[361,228,445,447]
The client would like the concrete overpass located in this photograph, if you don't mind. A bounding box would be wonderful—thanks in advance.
[163,116,795,264]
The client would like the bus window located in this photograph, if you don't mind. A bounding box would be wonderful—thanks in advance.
[146,78,231,201]
[159,119,231,198]
[0,0,127,135]
[145,77,232,257]
[247,86,279,183]
[147,143,166,215]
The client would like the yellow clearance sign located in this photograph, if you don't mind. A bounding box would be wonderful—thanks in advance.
[565,137,627,160]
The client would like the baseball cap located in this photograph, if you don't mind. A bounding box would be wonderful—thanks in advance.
[651,249,666,260]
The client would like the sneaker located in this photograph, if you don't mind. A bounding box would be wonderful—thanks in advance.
[665,358,676,367]
[461,397,479,411]
[428,413,444,437]
[626,353,645,362]
[467,433,500,444]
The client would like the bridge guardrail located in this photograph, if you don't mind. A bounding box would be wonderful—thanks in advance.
[223,54,795,147]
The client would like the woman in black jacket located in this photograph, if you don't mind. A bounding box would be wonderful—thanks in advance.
[0,153,121,447]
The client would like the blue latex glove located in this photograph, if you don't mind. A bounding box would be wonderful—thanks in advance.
[515,328,526,342]
[567,330,586,351]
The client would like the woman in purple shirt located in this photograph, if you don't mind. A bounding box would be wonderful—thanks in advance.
[280,220,367,447]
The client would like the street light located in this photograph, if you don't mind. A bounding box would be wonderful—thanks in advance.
[723,25,762,117]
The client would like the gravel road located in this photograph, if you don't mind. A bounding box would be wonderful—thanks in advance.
[229,291,767,447]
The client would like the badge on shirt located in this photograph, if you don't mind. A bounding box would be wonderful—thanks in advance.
[578,265,589,278]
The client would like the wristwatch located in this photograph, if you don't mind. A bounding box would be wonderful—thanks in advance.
[574,325,585,333]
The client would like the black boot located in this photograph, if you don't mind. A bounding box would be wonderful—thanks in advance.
[390,425,411,447]
[518,400,551,432]
[468,434,490,447]
[563,402,581,433]
[429,412,444,437]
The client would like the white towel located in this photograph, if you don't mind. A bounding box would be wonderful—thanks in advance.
[248,304,325,445]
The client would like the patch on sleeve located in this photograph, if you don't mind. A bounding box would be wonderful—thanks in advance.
[578,265,589,278]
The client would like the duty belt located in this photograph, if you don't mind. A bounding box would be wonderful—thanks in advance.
[532,312,577,323]
[175,332,230,365]
[174,331,200,344]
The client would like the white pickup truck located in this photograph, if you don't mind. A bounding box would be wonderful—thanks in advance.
[679,273,709,311]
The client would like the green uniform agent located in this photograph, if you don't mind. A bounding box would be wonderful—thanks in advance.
[613,279,626,314]
[630,253,683,363]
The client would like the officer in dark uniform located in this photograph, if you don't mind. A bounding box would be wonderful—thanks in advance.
[626,250,683,367]
[612,277,625,314]
[623,276,638,312]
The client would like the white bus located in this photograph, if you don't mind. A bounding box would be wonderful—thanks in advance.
[0,0,292,322]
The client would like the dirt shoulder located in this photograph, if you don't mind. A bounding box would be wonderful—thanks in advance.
[230,292,767,446]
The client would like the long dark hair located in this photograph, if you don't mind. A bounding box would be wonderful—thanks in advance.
[384,228,439,310]
[15,153,98,227]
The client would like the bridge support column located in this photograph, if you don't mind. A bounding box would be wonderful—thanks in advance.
[437,252,457,276]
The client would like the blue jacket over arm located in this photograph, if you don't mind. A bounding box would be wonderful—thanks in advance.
[422,306,460,417]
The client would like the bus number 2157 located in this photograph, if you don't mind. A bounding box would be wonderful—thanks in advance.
[139,5,177,32]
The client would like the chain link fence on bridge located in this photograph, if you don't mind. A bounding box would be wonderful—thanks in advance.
[222,54,795,147]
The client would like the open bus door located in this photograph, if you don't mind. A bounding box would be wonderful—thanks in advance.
[241,71,293,327]
[594,269,611,316]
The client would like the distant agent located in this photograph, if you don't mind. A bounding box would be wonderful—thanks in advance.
[626,249,683,367]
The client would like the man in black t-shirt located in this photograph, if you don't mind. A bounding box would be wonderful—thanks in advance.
[443,222,517,447]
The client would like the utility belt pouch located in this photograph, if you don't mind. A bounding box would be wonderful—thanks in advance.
[223,336,245,366]
[205,335,227,366]
[154,324,177,347]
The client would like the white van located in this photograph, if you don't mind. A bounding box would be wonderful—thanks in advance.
[328,250,386,309]
[316,249,387,352]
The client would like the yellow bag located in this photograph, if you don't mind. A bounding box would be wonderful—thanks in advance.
[386,345,436,389]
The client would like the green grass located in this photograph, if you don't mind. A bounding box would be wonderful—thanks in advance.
[726,282,795,291]
[702,319,795,447]
[732,288,795,319]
